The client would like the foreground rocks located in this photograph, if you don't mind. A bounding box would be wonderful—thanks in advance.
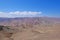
[0,24,60,40]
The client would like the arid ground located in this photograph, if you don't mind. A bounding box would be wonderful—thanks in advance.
[0,17,60,40]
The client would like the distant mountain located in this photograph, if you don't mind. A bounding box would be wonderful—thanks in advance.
[0,17,60,27]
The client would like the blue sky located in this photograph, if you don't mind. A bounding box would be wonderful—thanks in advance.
[0,0,60,17]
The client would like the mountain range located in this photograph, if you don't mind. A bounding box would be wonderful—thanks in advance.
[0,17,60,40]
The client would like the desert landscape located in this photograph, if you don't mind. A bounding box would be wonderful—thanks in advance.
[0,0,60,40]
[0,17,60,40]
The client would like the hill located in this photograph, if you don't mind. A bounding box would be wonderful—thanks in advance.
[0,17,60,40]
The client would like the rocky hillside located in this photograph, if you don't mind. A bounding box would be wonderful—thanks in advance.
[0,17,60,40]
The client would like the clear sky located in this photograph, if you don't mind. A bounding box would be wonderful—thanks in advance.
[0,0,60,18]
